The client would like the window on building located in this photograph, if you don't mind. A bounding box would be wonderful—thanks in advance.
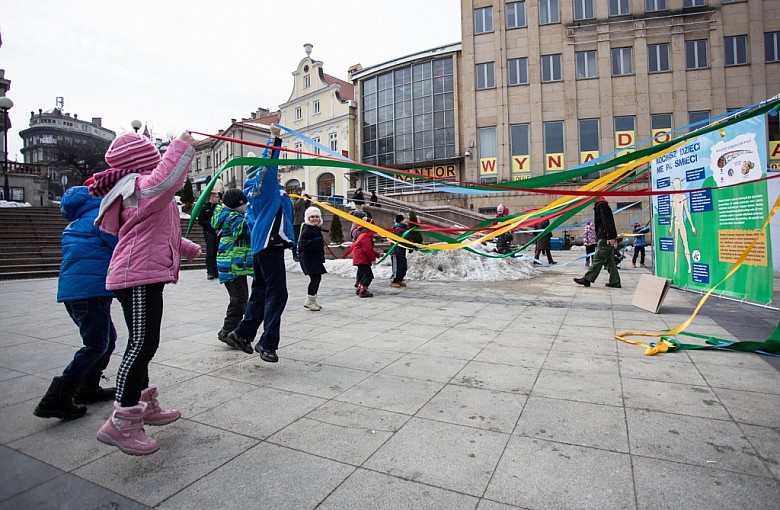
[575,50,597,79]
[579,118,600,178]
[724,35,748,66]
[539,0,560,25]
[508,58,529,85]
[541,54,562,82]
[611,47,633,76]
[313,99,321,114]
[479,127,498,183]
[329,132,338,152]
[614,116,636,156]
[648,43,670,72]
[295,106,302,120]
[579,119,599,153]
[645,0,666,11]
[303,75,310,88]
[683,0,705,6]
[767,32,780,62]
[474,6,493,34]
[506,1,526,29]
[686,39,708,69]
[317,172,335,199]
[651,114,673,144]
[312,137,321,155]
[609,0,630,16]
[361,56,455,167]
[205,155,211,169]
[477,62,496,89]
[544,121,564,172]
[573,0,594,21]
[510,124,530,177]
[688,111,710,133]
[294,142,303,162]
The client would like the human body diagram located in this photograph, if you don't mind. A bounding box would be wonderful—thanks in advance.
[668,178,697,274]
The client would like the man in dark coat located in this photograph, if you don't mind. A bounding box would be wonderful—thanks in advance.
[574,197,621,288]
[198,192,221,280]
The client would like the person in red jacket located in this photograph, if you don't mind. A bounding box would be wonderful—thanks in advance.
[349,218,380,298]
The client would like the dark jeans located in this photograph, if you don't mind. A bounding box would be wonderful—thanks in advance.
[60,297,117,384]
[584,239,620,285]
[307,274,322,296]
[234,248,287,351]
[222,276,249,334]
[632,246,646,265]
[585,244,596,266]
[114,283,165,407]
[356,264,374,288]
[204,229,218,277]
[391,250,407,283]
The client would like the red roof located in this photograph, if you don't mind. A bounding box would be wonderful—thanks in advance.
[323,73,354,101]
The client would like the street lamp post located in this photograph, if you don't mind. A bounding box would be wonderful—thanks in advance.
[0,97,13,202]
[131,119,142,133]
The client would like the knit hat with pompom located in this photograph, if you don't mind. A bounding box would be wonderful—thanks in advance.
[105,133,161,171]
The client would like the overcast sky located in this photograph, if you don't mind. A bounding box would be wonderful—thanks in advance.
[0,0,461,159]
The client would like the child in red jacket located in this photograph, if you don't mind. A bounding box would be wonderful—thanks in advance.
[349,218,380,298]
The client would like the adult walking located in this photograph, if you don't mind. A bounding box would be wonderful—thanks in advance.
[533,218,556,265]
[574,197,621,288]
[198,192,221,279]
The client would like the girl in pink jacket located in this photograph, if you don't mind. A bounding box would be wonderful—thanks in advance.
[90,131,199,456]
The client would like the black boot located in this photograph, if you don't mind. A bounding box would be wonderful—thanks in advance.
[34,377,87,420]
[73,372,116,405]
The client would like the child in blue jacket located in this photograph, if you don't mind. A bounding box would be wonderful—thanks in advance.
[34,185,118,420]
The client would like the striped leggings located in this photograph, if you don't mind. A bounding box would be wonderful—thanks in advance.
[113,283,165,407]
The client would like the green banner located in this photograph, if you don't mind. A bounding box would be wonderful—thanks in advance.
[651,115,773,304]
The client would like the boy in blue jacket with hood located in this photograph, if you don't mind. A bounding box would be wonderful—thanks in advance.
[226,125,295,362]
[34,184,118,420]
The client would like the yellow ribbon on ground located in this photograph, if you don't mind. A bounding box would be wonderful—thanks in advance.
[616,190,780,355]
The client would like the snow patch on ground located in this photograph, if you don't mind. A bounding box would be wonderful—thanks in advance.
[286,242,537,282]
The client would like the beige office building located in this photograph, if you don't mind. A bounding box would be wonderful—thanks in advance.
[459,0,780,191]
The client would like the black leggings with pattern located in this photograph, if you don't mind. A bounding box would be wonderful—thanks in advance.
[113,283,165,407]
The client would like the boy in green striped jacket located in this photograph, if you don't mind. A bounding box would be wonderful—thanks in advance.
[212,188,254,347]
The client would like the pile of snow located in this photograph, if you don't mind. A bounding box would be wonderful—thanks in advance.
[286,242,536,282]
[0,200,32,208]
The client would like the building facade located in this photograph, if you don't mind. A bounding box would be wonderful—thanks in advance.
[190,107,277,196]
[277,44,356,201]
[459,0,780,185]
[351,43,464,199]
[18,98,115,202]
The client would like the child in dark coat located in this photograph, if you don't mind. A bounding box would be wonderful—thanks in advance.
[298,206,327,311]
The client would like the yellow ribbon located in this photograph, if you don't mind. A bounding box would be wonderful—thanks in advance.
[616,190,780,355]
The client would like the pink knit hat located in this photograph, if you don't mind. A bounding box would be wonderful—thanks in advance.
[105,133,161,171]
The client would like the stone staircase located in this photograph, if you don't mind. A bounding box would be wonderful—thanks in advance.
[0,207,207,280]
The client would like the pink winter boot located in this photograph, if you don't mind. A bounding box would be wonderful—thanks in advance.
[140,385,181,426]
[97,402,159,456]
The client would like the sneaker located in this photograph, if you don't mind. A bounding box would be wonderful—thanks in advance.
[359,290,374,298]
[226,331,253,354]
[605,282,622,288]
[549,261,557,265]
[254,344,279,363]
[573,277,591,287]
[640,264,646,268]
[389,282,402,288]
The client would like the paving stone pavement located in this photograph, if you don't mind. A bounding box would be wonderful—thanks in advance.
[1,250,779,509]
